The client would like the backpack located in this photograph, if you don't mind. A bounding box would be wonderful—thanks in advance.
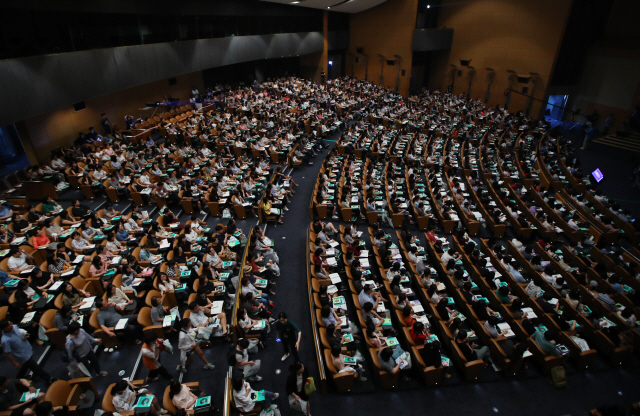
[549,365,566,388]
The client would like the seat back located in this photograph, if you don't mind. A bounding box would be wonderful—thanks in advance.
[138,307,154,327]
[323,349,355,393]
[102,384,117,412]
[145,289,162,307]
[89,309,101,330]
[44,380,73,406]
[369,347,400,389]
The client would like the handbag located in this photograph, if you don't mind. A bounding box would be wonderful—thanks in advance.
[303,377,316,395]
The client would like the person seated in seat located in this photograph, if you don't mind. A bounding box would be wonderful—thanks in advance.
[0,376,45,415]
[455,331,491,365]
[533,330,560,356]
[111,379,166,415]
[232,376,279,414]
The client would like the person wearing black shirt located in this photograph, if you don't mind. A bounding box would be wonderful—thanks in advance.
[286,362,310,414]
[100,113,111,134]
[275,312,301,362]
[71,200,91,219]
[10,214,29,234]
[419,340,447,371]
[27,206,45,224]
[14,280,46,310]
[456,332,490,363]
[536,293,557,314]
[461,281,475,304]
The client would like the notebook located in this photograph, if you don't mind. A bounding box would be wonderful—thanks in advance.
[163,315,176,327]
[20,390,40,402]
[115,318,129,330]
[250,391,266,402]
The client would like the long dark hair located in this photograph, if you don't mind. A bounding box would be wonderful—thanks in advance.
[168,381,181,399]
[289,361,303,374]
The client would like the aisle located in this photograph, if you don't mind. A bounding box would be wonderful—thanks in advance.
[249,136,337,415]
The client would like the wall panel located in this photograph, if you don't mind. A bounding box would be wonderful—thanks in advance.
[0,31,326,126]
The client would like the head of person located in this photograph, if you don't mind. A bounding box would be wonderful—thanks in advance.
[112,380,129,395]
[379,347,394,362]
[232,376,244,392]
[168,380,182,399]
[0,320,13,334]
[189,301,201,313]
[238,338,250,351]
[278,311,288,325]
[412,321,425,335]
[67,321,82,336]
[289,361,304,374]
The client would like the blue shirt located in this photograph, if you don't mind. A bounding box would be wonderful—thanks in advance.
[116,229,130,242]
[1,325,33,363]
[0,270,11,285]
[0,205,10,217]
[358,290,375,308]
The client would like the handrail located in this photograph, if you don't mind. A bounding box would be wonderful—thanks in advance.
[306,227,327,392]
[231,228,254,328]
[222,367,231,416]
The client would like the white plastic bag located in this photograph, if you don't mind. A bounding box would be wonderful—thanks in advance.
[288,395,308,414]
[244,359,261,378]
[38,324,49,343]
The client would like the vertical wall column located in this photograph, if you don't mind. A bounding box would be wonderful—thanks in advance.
[323,11,329,81]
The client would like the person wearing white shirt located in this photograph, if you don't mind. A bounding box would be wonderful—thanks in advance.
[93,167,107,181]
[7,248,33,272]
[111,379,164,415]
[184,225,198,243]
[188,302,228,338]
[176,319,215,373]
[440,250,458,266]
[51,156,67,170]
[139,172,152,188]
[232,377,278,414]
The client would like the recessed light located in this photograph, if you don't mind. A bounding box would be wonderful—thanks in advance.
[291,1,300,3]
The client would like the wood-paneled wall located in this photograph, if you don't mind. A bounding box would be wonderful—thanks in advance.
[22,71,204,164]
[347,0,418,97]
[433,0,573,116]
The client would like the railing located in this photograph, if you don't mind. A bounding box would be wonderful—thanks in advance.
[306,228,327,392]
[230,229,255,329]
[223,368,232,416]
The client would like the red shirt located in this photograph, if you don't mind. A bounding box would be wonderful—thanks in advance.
[410,328,427,345]
[33,234,50,249]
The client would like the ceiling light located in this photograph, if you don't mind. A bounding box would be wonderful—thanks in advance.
[427,4,431,8]
[291,1,300,3]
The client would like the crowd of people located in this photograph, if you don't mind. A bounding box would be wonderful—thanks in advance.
[0,76,638,416]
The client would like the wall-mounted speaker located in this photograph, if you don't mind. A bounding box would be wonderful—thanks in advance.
[168,77,177,86]
[401,70,406,76]
[355,56,360,64]
[457,70,462,76]
[387,60,395,66]
[522,86,529,94]
[356,47,364,54]
[73,101,85,112]
[517,75,531,83]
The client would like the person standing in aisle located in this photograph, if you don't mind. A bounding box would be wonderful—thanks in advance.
[275,312,301,362]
